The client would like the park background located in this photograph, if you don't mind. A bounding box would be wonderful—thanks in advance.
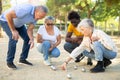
[0,0,120,80]
[0,0,120,37]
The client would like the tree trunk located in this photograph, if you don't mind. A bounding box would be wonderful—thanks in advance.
[87,11,91,19]
[0,0,2,38]
[118,16,120,36]
[59,20,62,31]
[95,21,97,25]
[64,13,68,33]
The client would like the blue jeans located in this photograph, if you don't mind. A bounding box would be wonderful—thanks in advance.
[0,20,30,63]
[64,42,79,53]
[82,41,117,61]
[37,41,60,60]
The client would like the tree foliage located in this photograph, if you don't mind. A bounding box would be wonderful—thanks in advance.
[75,0,99,18]
[105,0,120,7]
[2,0,11,12]
[0,0,2,14]
[46,0,120,34]
[46,0,76,21]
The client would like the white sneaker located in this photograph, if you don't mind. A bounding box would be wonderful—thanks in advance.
[48,57,52,63]
[44,60,51,66]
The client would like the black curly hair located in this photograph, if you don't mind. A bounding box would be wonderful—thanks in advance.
[68,11,80,20]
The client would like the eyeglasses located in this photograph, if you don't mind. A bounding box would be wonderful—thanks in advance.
[46,23,54,26]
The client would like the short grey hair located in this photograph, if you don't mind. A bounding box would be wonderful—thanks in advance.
[35,5,48,13]
[78,18,94,28]
[44,16,55,22]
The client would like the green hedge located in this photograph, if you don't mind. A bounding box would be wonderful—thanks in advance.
[34,24,68,30]
[105,31,120,36]
[34,24,120,36]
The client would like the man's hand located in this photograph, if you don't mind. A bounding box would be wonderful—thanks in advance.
[27,23,34,49]
[12,30,19,40]
[29,39,34,49]
[71,37,79,43]
[72,37,83,44]
[77,39,82,44]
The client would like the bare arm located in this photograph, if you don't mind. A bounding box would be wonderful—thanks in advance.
[36,33,43,43]
[6,10,19,40]
[49,34,61,51]
[54,34,61,47]
[65,32,83,44]
[27,23,34,49]
[65,32,73,42]
[6,10,17,32]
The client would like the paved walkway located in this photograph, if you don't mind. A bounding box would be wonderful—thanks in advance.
[0,33,120,80]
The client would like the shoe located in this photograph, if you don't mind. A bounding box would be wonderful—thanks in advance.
[90,61,105,73]
[87,58,93,66]
[103,58,112,68]
[75,58,80,62]
[48,57,52,63]
[19,60,33,66]
[75,54,85,63]
[87,62,93,66]
[44,60,51,66]
[7,62,17,70]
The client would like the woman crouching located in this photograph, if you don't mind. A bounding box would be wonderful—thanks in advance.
[36,16,61,66]
[61,18,117,73]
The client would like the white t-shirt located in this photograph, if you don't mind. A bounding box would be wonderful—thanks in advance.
[37,25,60,44]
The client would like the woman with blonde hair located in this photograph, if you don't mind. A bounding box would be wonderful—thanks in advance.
[36,16,61,66]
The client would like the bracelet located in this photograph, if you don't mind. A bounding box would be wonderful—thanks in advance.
[64,61,68,64]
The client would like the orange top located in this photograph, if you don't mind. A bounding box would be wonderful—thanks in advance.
[67,23,83,36]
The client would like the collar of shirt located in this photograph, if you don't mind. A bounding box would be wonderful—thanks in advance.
[31,6,35,18]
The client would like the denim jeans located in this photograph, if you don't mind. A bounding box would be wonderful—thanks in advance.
[0,20,30,63]
[37,41,60,60]
[82,41,117,61]
[64,42,79,53]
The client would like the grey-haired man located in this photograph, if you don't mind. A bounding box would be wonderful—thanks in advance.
[0,4,48,69]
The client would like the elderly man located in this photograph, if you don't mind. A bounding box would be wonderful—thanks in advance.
[0,4,48,69]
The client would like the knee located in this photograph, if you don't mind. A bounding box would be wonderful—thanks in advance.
[9,39,18,45]
[64,42,70,50]
[64,42,74,53]
[64,43,67,50]
[36,43,42,53]
[92,41,101,47]
[52,50,60,58]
